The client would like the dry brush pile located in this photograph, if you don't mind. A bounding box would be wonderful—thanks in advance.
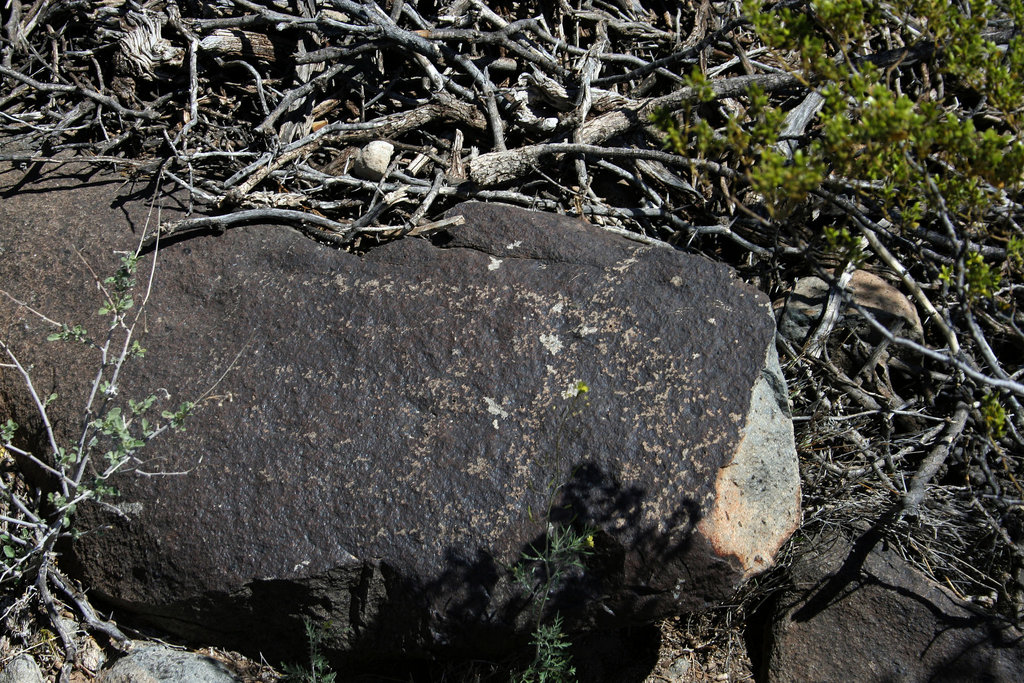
[2,0,1024,678]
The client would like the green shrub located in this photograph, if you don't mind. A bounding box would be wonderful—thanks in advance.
[282,618,337,683]
[655,0,1024,240]
[511,380,594,683]
[0,249,196,669]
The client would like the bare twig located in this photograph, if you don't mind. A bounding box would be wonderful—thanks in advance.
[901,404,971,515]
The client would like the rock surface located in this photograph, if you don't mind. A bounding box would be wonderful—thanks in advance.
[0,167,799,665]
[97,647,241,683]
[0,655,44,683]
[760,530,1024,682]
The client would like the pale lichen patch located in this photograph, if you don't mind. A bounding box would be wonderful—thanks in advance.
[488,257,503,270]
[333,274,352,294]
[539,333,563,355]
[483,396,509,419]
[613,256,639,272]
[116,501,145,516]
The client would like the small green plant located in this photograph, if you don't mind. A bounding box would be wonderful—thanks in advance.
[1,251,194,584]
[282,618,337,683]
[980,392,1008,438]
[1008,235,1024,269]
[651,0,1024,247]
[511,380,595,683]
[940,251,1003,300]
[823,225,866,266]
[515,615,576,683]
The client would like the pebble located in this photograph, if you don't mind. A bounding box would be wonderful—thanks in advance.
[351,140,394,181]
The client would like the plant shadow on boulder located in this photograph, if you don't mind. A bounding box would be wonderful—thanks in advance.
[337,460,712,682]
[53,458,703,681]
[100,458,712,682]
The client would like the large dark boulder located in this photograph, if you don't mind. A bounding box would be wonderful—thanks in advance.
[0,166,798,665]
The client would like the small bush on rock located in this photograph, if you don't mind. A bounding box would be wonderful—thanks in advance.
[1,247,196,678]
[511,380,594,683]
[281,618,337,683]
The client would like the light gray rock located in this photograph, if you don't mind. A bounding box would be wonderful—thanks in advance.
[0,655,44,683]
[351,140,394,180]
[696,344,800,579]
[98,647,240,683]
[666,656,692,679]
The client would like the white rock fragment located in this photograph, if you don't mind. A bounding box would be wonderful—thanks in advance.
[352,140,394,181]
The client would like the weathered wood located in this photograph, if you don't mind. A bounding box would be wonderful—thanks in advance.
[198,29,278,61]
[470,72,799,186]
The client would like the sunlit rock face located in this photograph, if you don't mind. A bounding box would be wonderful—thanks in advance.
[0,175,798,664]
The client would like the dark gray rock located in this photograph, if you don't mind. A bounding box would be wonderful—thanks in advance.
[759,530,1024,683]
[0,167,798,665]
[97,647,241,683]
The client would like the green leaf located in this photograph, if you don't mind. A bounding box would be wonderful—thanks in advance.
[1,419,16,443]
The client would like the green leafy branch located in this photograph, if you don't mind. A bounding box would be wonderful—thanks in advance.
[1,249,192,582]
[0,242,210,679]
[281,617,338,683]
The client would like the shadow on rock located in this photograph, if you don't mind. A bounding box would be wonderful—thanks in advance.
[754,525,1024,683]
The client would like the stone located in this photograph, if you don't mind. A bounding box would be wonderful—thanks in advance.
[778,269,923,344]
[758,530,1024,682]
[667,656,692,679]
[0,167,798,666]
[0,655,44,683]
[97,647,240,683]
[696,344,799,580]
[350,140,394,181]
[79,637,106,677]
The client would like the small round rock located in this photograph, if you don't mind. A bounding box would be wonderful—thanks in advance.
[352,140,395,181]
